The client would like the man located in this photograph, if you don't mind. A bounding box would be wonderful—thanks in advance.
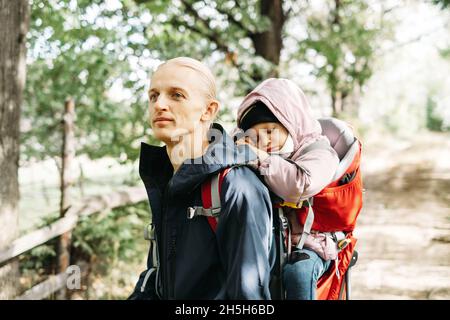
[128,57,274,299]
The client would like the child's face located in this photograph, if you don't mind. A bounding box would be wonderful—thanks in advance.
[249,122,289,153]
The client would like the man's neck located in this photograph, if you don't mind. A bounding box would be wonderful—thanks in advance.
[166,132,210,172]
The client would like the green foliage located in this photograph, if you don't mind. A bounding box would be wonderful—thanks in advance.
[19,201,150,285]
[19,214,62,282]
[23,0,270,163]
[20,240,57,274]
[440,47,450,59]
[131,0,277,93]
[433,1,450,58]
[426,96,448,132]
[24,0,151,163]
[23,0,293,164]
[24,0,389,164]
[433,0,450,9]
[295,0,386,114]
[71,201,150,271]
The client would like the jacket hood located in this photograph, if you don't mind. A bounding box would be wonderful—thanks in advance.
[139,123,257,195]
[236,78,323,151]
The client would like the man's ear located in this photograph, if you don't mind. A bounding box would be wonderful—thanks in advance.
[201,100,220,122]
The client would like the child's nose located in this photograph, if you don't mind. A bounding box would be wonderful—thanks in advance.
[259,134,270,147]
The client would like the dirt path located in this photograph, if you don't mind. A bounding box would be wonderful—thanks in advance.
[352,131,450,299]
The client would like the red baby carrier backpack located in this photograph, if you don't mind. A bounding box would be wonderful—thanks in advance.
[190,117,363,300]
[300,117,363,300]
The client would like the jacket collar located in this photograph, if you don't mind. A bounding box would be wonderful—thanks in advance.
[139,123,257,195]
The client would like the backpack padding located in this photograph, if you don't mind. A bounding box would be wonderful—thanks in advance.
[318,117,355,161]
[332,140,359,182]
[318,117,359,182]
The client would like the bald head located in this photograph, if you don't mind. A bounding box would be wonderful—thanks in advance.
[157,57,217,102]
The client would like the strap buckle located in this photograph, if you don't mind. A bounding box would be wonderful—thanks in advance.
[337,238,351,250]
[144,224,155,241]
[280,215,288,231]
[187,206,221,219]
[187,207,198,219]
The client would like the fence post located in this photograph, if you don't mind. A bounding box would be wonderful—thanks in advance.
[57,97,75,299]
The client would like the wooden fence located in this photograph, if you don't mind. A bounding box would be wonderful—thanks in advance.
[0,98,147,299]
[1,186,147,300]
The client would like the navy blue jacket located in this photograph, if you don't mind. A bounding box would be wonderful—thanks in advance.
[129,124,274,300]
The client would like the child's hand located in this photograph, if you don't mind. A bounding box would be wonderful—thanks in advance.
[235,136,254,146]
[236,138,270,163]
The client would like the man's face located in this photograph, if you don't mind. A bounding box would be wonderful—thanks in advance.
[148,63,209,145]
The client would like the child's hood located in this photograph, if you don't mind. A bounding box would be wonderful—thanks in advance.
[237,78,323,151]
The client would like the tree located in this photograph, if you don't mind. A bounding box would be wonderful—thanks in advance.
[294,0,386,117]
[22,0,297,163]
[0,0,30,299]
[133,0,297,93]
[23,0,156,163]
[23,0,389,164]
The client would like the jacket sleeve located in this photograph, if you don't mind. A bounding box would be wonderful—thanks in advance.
[258,140,339,204]
[216,166,273,300]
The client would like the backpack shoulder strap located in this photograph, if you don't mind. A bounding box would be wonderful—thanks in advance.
[199,167,233,232]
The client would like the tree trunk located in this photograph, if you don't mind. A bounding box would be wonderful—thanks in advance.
[331,91,343,118]
[333,0,341,25]
[0,0,29,299]
[331,0,343,118]
[251,0,285,79]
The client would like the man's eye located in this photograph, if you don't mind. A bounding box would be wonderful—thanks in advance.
[172,92,184,99]
[149,94,158,102]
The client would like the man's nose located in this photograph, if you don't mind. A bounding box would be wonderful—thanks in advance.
[153,95,169,111]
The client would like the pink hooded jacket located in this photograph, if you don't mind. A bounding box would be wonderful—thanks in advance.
[236,78,339,204]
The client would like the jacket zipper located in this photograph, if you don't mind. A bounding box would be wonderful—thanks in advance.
[161,183,170,299]
[167,226,177,299]
[162,178,176,299]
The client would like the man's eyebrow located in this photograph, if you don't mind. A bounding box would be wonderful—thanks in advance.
[169,86,189,96]
[148,87,189,96]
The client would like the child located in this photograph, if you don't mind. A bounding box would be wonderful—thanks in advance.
[235,78,340,300]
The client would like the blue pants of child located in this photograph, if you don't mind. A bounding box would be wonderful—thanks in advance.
[283,248,332,300]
